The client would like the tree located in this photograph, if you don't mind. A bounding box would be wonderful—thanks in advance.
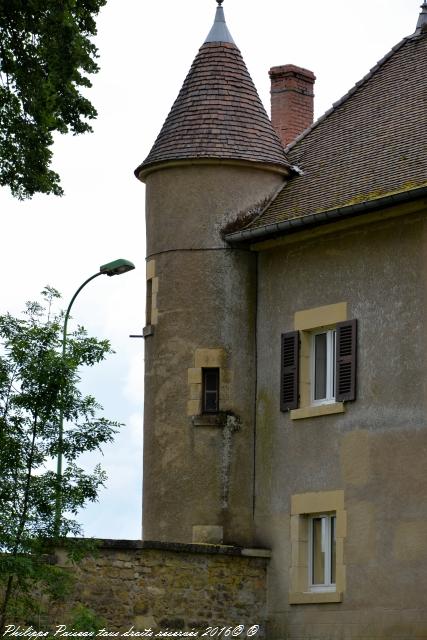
[0,287,121,632]
[0,0,107,199]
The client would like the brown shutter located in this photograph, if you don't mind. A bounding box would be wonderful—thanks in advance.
[280,331,299,411]
[335,319,357,402]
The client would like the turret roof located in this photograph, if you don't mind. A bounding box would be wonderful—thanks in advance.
[135,5,290,179]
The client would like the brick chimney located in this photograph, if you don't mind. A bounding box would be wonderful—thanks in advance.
[269,64,316,148]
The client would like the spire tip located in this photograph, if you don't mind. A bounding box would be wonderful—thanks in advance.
[416,1,427,31]
[204,0,235,45]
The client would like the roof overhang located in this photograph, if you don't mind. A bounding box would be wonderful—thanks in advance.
[225,185,427,246]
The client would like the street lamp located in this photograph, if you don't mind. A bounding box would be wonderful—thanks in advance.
[54,258,135,537]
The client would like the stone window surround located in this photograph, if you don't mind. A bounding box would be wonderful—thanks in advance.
[290,302,347,420]
[187,348,230,418]
[289,490,346,605]
[144,259,159,336]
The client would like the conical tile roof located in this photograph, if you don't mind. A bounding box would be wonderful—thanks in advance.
[135,7,290,179]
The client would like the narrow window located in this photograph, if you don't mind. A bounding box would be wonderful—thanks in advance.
[202,368,220,413]
[312,329,336,404]
[146,278,153,326]
[309,514,336,592]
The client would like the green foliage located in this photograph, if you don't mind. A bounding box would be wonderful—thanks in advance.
[0,0,107,199]
[68,603,106,633]
[0,287,121,630]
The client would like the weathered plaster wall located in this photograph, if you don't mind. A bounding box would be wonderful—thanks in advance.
[145,164,283,254]
[143,164,284,545]
[53,541,269,636]
[254,205,427,638]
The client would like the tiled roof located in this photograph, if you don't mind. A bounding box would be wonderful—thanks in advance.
[238,29,427,236]
[135,41,290,178]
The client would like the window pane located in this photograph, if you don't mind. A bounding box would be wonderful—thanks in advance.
[205,370,218,392]
[146,279,152,325]
[205,392,218,412]
[331,515,336,584]
[203,369,219,413]
[312,517,325,584]
[331,330,336,398]
[314,333,327,400]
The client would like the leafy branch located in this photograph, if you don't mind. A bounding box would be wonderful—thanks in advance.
[0,287,122,631]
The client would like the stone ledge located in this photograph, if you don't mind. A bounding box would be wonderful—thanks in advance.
[290,402,345,420]
[289,590,343,605]
[241,548,272,558]
[192,415,224,427]
[93,538,271,558]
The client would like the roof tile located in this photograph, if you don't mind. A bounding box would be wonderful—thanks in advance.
[136,42,290,177]
[246,31,427,233]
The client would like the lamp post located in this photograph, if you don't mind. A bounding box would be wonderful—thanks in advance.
[54,258,135,537]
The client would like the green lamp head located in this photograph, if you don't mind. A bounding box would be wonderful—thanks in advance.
[99,258,135,277]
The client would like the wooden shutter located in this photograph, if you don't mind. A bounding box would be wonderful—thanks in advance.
[280,331,299,411]
[335,319,357,402]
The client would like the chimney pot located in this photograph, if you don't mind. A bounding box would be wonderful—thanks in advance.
[269,64,316,148]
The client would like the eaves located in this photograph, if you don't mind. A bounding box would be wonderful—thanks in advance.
[224,186,427,247]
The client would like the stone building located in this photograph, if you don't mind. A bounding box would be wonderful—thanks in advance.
[135,1,427,637]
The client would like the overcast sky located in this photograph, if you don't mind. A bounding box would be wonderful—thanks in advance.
[0,0,422,539]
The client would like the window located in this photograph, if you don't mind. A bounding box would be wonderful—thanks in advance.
[280,313,357,416]
[146,278,153,325]
[309,514,336,592]
[202,368,219,413]
[187,349,228,418]
[289,490,345,605]
[312,330,336,404]
[144,259,158,331]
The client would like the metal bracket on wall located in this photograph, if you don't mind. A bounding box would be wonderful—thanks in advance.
[130,325,155,339]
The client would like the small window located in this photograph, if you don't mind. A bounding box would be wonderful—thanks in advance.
[312,329,336,404]
[202,368,219,413]
[309,514,336,592]
[146,278,153,326]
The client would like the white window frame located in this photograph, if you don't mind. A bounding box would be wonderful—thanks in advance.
[308,513,336,592]
[311,329,336,405]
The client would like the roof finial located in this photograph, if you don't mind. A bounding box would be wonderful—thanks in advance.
[204,0,235,44]
[416,1,427,31]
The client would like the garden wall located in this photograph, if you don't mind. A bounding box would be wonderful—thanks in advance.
[52,540,270,638]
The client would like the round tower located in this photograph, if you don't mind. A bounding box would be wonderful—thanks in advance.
[135,1,291,546]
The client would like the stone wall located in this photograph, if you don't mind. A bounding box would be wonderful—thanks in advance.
[53,540,269,638]
[255,205,427,638]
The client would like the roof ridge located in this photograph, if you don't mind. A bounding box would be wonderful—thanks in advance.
[285,34,413,154]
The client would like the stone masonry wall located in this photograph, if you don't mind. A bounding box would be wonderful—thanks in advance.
[52,540,269,638]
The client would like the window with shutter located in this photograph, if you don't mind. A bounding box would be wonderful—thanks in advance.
[280,331,299,411]
[283,304,357,419]
[335,320,357,402]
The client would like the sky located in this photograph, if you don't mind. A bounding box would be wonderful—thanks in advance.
[0,0,423,539]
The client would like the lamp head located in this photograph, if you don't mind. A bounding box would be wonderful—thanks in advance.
[100,258,135,277]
